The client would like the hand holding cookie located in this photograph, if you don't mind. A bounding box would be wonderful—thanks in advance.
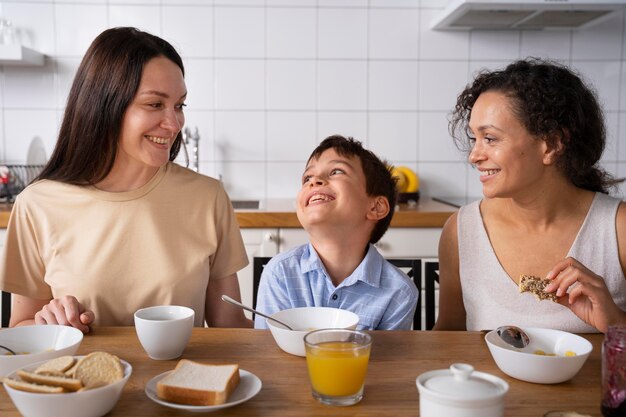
[545,257,626,333]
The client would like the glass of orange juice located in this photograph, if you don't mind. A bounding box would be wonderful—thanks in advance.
[304,329,372,406]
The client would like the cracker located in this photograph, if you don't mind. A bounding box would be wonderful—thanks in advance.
[519,274,558,302]
[4,377,65,394]
[74,352,124,389]
[35,356,76,375]
[17,370,83,392]
[64,362,79,378]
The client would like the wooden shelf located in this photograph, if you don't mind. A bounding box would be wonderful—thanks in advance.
[0,45,44,66]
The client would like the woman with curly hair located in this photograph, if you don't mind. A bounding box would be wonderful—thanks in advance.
[434,58,626,333]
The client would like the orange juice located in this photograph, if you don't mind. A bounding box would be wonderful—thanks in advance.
[306,342,370,396]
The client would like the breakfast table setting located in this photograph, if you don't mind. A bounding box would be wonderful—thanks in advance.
[0,326,606,417]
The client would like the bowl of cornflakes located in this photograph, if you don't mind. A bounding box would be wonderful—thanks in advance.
[0,325,83,377]
[485,327,592,384]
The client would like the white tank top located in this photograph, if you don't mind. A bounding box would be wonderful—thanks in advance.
[458,192,626,332]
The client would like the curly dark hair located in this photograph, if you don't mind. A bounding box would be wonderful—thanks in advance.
[307,135,397,244]
[449,58,620,194]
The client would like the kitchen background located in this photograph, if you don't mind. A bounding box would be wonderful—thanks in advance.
[1,0,626,202]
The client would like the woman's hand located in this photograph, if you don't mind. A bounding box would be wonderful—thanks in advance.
[34,295,95,334]
[545,257,626,333]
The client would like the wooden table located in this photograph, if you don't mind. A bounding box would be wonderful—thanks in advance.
[0,328,603,416]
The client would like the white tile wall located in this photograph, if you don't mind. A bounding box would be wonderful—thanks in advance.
[215,7,265,58]
[266,60,316,109]
[369,112,418,162]
[1,0,626,201]
[604,112,619,164]
[267,111,317,162]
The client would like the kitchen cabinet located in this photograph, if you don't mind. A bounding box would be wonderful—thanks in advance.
[0,45,45,66]
[374,228,440,258]
[238,229,280,318]
[375,228,441,328]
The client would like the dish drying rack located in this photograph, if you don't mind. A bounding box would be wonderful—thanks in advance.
[1,164,44,200]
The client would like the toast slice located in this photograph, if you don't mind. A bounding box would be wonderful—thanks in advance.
[519,274,557,302]
[3,377,65,393]
[156,360,240,406]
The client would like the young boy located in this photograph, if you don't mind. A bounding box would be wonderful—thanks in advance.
[254,135,418,330]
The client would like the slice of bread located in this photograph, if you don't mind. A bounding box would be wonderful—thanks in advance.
[519,274,558,302]
[3,377,65,394]
[74,352,124,389]
[156,360,240,406]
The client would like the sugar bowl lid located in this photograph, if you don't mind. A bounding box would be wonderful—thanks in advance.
[417,363,509,403]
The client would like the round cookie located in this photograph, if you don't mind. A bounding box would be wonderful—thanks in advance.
[74,352,123,388]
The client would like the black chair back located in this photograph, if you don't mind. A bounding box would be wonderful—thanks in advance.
[1,291,10,327]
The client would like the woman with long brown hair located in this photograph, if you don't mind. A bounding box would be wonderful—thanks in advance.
[0,27,251,331]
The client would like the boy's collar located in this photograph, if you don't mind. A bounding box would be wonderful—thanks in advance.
[303,243,384,289]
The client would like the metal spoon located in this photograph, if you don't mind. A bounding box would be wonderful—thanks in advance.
[496,325,530,349]
[221,295,294,330]
[0,344,17,355]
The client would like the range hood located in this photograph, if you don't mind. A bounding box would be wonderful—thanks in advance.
[431,0,626,30]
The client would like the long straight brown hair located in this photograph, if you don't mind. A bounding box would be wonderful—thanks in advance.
[37,27,185,185]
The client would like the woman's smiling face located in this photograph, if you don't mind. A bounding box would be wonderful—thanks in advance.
[468,91,550,199]
[116,56,187,173]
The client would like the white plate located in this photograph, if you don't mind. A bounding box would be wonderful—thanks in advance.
[145,369,262,412]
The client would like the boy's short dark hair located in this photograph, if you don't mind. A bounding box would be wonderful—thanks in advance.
[307,135,396,244]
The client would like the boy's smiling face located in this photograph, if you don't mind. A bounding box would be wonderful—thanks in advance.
[296,148,375,233]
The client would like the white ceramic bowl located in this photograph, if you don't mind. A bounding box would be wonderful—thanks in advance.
[267,307,360,357]
[3,356,132,417]
[0,325,83,377]
[485,327,592,384]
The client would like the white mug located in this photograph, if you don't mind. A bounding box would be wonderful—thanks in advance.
[134,305,194,360]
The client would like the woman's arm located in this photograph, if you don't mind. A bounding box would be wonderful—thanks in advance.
[544,202,626,332]
[205,274,253,328]
[545,257,626,332]
[8,295,42,327]
[433,213,467,330]
[10,294,94,333]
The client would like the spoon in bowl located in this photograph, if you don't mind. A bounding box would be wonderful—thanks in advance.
[496,325,530,349]
[220,295,294,330]
[0,344,17,355]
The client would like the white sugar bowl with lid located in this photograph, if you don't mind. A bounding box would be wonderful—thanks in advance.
[416,363,509,417]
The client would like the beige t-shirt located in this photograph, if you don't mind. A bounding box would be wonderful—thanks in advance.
[0,162,248,326]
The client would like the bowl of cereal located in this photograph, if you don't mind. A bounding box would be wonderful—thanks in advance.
[485,327,592,384]
[267,307,359,357]
[0,325,83,377]
[3,352,131,417]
